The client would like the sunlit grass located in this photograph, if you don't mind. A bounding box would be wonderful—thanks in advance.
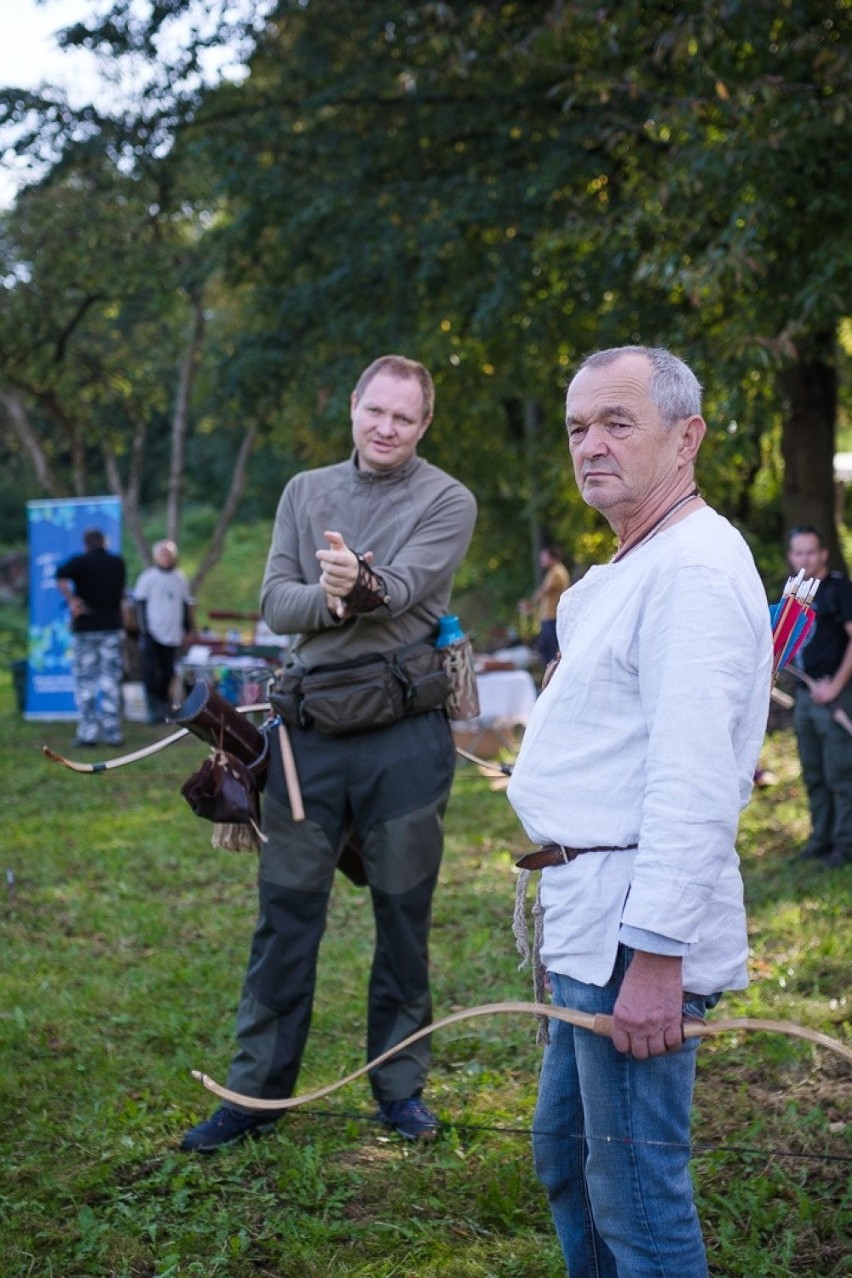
[2,678,849,1277]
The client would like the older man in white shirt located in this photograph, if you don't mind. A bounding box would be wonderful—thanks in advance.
[133,540,195,723]
[507,346,771,1277]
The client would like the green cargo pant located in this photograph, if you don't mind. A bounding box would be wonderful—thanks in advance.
[226,708,455,1108]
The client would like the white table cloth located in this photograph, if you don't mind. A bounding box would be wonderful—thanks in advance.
[466,668,538,728]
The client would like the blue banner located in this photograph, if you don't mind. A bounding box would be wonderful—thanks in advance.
[25,497,123,720]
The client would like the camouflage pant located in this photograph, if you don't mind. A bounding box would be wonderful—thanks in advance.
[73,630,124,743]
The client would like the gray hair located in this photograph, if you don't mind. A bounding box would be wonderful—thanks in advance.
[153,539,178,563]
[575,345,702,427]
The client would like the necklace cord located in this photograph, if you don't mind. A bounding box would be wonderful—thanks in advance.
[612,487,700,563]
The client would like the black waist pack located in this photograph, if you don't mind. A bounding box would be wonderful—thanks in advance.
[270,642,450,736]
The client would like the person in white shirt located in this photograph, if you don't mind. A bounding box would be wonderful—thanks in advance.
[507,346,771,1277]
[133,540,195,723]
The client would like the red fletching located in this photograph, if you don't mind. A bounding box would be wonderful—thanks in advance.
[770,570,818,676]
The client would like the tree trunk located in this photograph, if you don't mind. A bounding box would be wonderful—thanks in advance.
[167,296,206,543]
[1,390,61,495]
[190,422,260,595]
[523,398,545,584]
[102,442,149,566]
[779,332,843,570]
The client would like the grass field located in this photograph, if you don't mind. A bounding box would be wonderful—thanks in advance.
[1,673,850,1277]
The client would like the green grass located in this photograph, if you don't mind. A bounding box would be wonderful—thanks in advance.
[2,681,850,1277]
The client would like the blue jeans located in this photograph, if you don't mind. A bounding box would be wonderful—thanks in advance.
[533,949,715,1277]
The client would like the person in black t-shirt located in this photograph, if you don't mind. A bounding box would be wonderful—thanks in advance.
[56,528,127,747]
[787,527,852,868]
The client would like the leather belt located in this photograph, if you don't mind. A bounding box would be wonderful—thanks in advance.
[515,841,638,870]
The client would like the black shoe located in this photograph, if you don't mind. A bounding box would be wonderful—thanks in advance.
[375,1096,440,1141]
[825,847,850,869]
[71,738,97,748]
[179,1105,280,1153]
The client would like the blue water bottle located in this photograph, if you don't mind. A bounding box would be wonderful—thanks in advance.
[435,614,465,648]
[435,615,479,720]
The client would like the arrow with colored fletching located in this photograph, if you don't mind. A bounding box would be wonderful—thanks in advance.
[769,569,818,676]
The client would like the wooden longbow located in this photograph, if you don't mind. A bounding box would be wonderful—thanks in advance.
[41,702,274,774]
[42,708,502,776]
[41,713,852,1098]
[192,1000,852,1112]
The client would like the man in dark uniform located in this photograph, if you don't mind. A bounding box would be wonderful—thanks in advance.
[787,526,852,868]
[56,528,127,747]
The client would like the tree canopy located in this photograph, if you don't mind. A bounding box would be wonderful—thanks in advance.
[1,0,849,604]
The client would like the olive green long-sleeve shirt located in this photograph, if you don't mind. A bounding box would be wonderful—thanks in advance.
[261,451,477,668]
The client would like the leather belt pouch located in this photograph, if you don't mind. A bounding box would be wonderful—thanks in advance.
[271,643,448,737]
[390,642,450,715]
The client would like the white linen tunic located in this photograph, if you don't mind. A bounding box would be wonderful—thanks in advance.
[507,507,772,995]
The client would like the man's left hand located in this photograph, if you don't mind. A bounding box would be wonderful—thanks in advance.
[810,677,839,705]
[611,951,683,1060]
[317,531,376,618]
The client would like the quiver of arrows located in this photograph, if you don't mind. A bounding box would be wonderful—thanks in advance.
[170,679,270,851]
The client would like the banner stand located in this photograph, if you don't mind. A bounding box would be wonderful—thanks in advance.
[25,497,122,721]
